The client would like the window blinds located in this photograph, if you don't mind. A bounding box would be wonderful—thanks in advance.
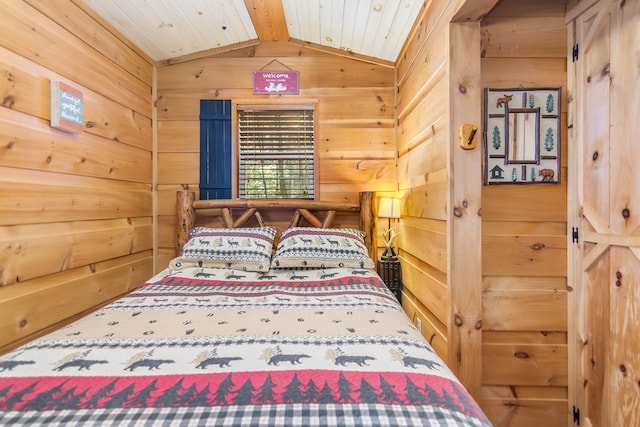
[237,108,315,199]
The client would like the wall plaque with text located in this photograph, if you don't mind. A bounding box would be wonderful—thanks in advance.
[253,70,299,95]
[51,80,83,133]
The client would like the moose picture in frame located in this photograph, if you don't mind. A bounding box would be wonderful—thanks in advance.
[483,87,561,185]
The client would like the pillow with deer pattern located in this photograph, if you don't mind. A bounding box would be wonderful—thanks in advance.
[173,226,277,272]
[271,227,374,270]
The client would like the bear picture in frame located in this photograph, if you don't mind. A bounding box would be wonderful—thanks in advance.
[483,87,561,185]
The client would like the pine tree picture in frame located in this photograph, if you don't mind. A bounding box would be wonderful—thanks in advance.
[483,87,561,185]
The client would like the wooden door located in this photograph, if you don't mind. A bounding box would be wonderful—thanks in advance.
[567,0,640,426]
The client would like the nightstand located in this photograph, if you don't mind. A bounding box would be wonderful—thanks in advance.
[377,254,402,303]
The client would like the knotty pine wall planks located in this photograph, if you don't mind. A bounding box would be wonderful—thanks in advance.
[479,1,569,426]
[397,0,569,425]
[155,41,396,268]
[396,0,465,376]
[0,0,154,353]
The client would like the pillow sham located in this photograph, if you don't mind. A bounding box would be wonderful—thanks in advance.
[177,226,277,272]
[271,227,374,270]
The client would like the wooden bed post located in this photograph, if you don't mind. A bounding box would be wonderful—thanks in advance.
[360,192,375,260]
[176,190,195,256]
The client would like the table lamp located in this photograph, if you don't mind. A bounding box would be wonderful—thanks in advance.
[378,197,400,258]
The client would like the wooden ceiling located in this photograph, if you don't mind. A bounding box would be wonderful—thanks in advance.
[83,0,425,65]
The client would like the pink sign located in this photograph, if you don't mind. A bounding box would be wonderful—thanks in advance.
[253,70,299,95]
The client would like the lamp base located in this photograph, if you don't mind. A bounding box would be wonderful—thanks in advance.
[377,253,402,302]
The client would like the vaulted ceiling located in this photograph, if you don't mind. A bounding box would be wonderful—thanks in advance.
[83,0,425,64]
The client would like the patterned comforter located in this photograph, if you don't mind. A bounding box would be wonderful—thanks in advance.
[0,267,491,426]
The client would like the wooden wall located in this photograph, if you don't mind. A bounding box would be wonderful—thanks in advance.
[156,42,396,268]
[396,0,486,391]
[396,0,455,363]
[0,0,154,353]
[479,0,568,426]
[397,0,569,425]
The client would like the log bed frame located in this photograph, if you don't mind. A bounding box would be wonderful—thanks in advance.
[176,190,377,259]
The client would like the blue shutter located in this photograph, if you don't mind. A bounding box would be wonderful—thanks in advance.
[199,100,232,199]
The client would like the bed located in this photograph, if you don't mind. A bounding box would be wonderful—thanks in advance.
[0,191,491,427]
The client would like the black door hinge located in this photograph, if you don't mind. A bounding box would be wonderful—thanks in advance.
[572,44,579,62]
[572,227,579,243]
[573,405,580,425]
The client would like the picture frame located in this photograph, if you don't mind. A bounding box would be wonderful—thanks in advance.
[483,87,561,184]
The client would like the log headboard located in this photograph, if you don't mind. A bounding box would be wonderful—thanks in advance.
[176,191,376,259]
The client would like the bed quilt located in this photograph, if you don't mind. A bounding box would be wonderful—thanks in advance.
[0,267,491,426]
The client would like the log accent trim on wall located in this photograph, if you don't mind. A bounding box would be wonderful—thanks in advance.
[447,20,483,399]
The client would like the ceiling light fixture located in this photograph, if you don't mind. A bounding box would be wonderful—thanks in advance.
[373,4,382,12]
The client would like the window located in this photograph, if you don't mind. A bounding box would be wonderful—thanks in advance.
[237,106,316,199]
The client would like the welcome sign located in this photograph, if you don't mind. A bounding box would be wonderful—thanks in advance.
[51,80,84,133]
[253,70,299,95]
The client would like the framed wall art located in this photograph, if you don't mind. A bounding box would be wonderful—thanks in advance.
[50,80,83,133]
[483,87,561,185]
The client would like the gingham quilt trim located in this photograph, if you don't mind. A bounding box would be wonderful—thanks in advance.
[0,403,492,427]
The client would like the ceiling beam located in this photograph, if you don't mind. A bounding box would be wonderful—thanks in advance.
[452,0,502,22]
[289,38,395,69]
[158,39,261,66]
[243,0,289,41]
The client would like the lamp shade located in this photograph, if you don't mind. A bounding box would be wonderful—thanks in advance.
[378,197,400,219]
